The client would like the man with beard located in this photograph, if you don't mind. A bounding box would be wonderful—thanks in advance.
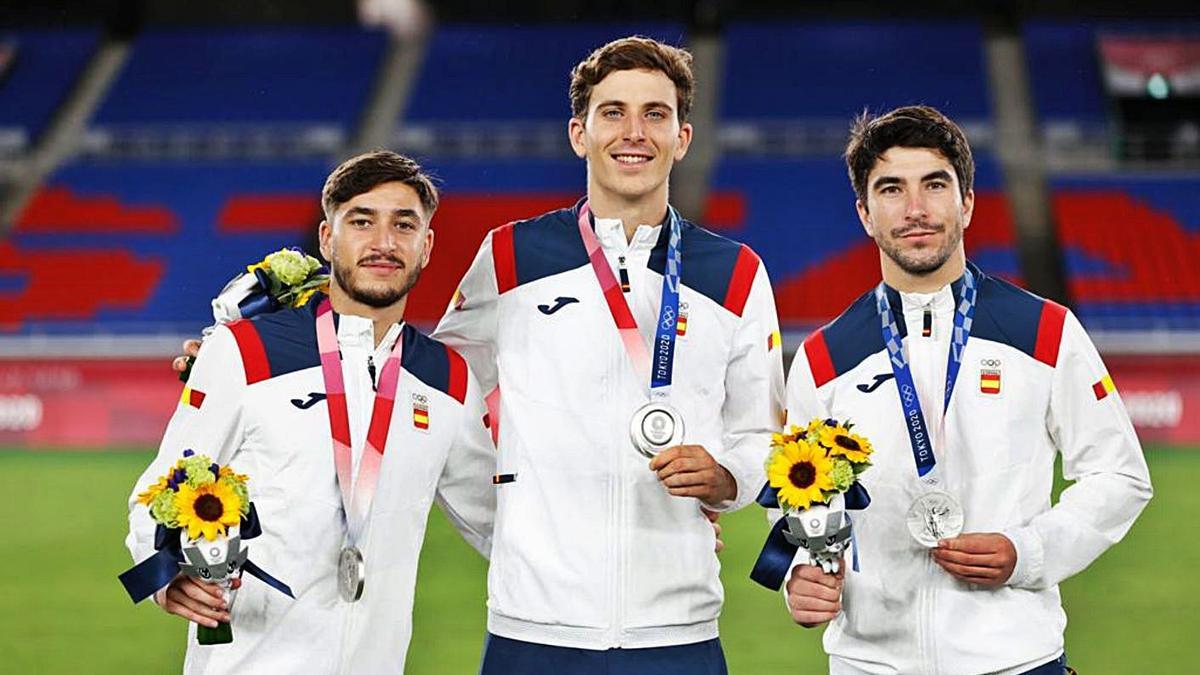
[781,106,1152,674]
[127,151,497,673]
[433,36,783,673]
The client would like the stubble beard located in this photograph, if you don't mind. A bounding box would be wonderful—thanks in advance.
[877,220,963,276]
[332,257,422,308]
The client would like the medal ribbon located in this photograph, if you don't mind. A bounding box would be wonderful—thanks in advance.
[576,202,682,398]
[315,298,404,544]
[875,268,977,482]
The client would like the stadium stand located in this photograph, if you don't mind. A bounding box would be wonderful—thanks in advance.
[7,160,331,334]
[86,27,388,156]
[0,29,100,155]
[1052,173,1200,331]
[720,21,992,124]
[404,23,688,124]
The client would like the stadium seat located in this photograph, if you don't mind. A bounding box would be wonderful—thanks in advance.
[0,28,100,153]
[1052,174,1200,331]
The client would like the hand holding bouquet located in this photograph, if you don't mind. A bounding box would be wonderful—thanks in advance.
[120,450,293,644]
[751,419,873,588]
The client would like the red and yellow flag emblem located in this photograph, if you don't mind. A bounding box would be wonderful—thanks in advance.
[413,403,430,430]
[980,369,1001,395]
[180,386,205,409]
[767,329,782,352]
[676,313,688,337]
[1092,374,1116,400]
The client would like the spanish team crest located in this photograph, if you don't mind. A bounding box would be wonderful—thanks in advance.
[412,393,430,432]
[979,358,1001,395]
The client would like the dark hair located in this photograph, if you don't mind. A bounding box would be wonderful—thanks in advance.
[844,105,974,207]
[569,36,694,124]
[321,151,439,221]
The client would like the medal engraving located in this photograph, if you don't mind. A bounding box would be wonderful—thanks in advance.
[629,402,685,458]
[338,546,365,602]
[906,491,964,548]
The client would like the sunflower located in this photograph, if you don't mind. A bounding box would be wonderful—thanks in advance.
[819,425,874,464]
[174,481,243,541]
[767,440,835,510]
[136,475,170,506]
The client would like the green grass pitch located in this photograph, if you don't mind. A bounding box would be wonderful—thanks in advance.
[2,447,1195,672]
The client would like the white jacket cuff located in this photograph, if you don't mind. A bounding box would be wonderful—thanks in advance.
[1003,524,1045,589]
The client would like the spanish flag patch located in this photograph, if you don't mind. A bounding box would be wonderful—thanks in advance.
[1092,374,1116,400]
[413,402,430,430]
[767,329,782,352]
[980,369,1001,395]
[180,386,205,409]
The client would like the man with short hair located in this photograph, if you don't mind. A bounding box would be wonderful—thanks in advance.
[782,105,1152,674]
[128,151,496,673]
[435,36,784,673]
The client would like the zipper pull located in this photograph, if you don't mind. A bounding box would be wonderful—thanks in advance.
[922,307,933,338]
[367,356,378,392]
[618,255,631,293]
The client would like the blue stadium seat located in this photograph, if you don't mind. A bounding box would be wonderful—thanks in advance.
[0,29,100,150]
[91,28,387,131]
[720,21,992,122]
[404,23,687,123]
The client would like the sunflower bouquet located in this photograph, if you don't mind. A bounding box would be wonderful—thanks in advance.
[119,450,293,645]
[751,419,874,586]
[181,247,329,382]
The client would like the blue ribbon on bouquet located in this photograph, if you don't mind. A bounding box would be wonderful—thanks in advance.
[749,482,870,591]
[118,502,294,603]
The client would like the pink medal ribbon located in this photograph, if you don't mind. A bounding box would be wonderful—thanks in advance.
[315,298,404,545]
[576,202,653,381]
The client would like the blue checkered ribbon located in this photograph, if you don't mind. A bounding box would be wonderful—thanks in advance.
[650,207,683,397]
[874,268,977,478]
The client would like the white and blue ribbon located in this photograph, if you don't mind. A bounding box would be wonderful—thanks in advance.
[875,268,977,481]
[649,207,683,399]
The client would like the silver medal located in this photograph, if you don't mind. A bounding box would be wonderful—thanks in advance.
[337,546,365,602]
[629,402,685,458]
[905,491,964,548]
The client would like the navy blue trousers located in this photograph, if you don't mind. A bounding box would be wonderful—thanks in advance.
[478,634,728,675]
[1021,652,1071,675]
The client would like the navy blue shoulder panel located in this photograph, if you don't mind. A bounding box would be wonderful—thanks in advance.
[648,218,750,308]
[250,301,321,379]
[820,288,892,378]
[969,266,1050,360]
[511,207,589,288]
[400,324,465,402]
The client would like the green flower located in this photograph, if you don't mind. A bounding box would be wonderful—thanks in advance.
[180,454,217,487]
[223,477,251,516]
[149,489,181,527]
[830,458,856,492]
[266,249,313,285]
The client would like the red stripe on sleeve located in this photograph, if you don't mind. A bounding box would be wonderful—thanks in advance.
[803,330,837,388]
[1033,300,1068,367]
[447,347,468,404]
[491,223,518,294]
[722,245,759,317]
[227,319,271,384]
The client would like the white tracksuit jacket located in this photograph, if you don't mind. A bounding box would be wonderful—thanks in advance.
[125,301,496,673]
[434,201,785,649]
[785,264,1153,675]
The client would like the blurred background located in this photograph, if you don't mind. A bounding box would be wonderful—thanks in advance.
[2,0,1197,672]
